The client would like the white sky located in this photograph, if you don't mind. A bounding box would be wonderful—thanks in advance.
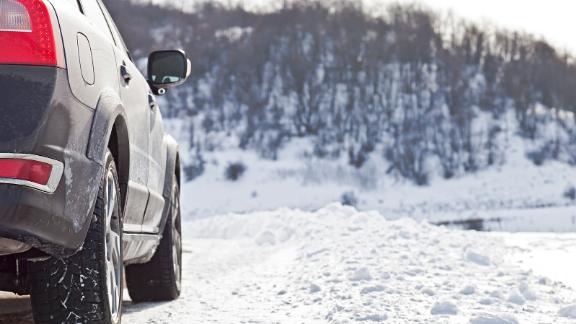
[383,0,576,53]
[154,0,576,53]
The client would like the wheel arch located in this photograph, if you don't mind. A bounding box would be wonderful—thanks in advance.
[107,116,130,211]
[87,89,130,214]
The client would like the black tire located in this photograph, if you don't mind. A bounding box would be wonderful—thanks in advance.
[29,150,124,324]
[126,178,182,302]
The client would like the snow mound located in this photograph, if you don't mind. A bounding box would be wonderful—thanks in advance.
[431,301,459,315]
[507,291,526,305]
[460,285,476,295]
[349,268,373,282]
[559,305,576,318]
[519,283,538,301]
[309,283,321,293]
[168,205,576,323]
[466,250,492,266]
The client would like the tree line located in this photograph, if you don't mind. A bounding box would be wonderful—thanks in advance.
[105,0,576,184]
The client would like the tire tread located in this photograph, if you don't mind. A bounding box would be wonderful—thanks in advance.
[29,151,122,324]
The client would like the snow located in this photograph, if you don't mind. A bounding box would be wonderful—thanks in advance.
[430,301,459,315]
[348,268,373,282]
[559,305,576,319]
[500,233,576,289]
[214,27,253,42]
[460,285,476,295]
[506,291,526,305]
[178,133,576,233]
[1,204,576,322]
[465,250,491,266]
[118,204,576,323]
[470,314,519,324]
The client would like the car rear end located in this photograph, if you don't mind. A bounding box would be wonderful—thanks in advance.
[0,0,102,258]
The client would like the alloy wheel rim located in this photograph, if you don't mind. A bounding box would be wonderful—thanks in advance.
[104,170,122,322]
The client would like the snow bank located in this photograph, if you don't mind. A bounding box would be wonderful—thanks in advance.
[181,136,576,232]
[169,204,576,323]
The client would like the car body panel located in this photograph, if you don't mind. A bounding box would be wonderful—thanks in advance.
[0,0,182,262]
[47,0,119,109]
[0,66,101,257]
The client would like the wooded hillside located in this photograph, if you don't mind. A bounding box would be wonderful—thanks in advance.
[105,0,576,184]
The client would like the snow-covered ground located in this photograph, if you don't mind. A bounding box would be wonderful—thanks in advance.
[4,121,576,323]
[177,128,576,232]
[122,205,576,323]
[2,205,576,323]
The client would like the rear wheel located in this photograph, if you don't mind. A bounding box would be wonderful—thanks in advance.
[126,178,182,302]
[29,150,123,324]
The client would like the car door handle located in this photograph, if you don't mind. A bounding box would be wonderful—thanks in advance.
[148,92,157,110]
[120,63,132,84]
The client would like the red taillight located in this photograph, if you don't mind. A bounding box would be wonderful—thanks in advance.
[0,159,53,185]
[0,0,57,66]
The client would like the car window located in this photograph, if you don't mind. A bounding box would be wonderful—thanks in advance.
[81,0,114,43]
[97,0,133,61]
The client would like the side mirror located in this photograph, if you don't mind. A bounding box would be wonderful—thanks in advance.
[148,50,191,95]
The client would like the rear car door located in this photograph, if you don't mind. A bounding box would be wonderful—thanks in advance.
[90,0,151,231]
[143,94,167,232]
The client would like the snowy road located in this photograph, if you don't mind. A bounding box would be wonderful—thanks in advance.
[2,205,576,323]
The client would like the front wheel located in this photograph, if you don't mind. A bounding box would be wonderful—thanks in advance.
[29,150,124,324]
[126,177,182,302]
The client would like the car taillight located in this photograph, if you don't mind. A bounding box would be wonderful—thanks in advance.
[0,159,53,185]
[0,0,57,66]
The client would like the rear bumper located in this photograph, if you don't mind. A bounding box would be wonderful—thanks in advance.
[0,65,102,257]
[0,155,101,257]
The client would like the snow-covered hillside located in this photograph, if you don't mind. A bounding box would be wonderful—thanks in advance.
[109,0,576,191]
[122,205,576,323]
[175,115,576,232]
